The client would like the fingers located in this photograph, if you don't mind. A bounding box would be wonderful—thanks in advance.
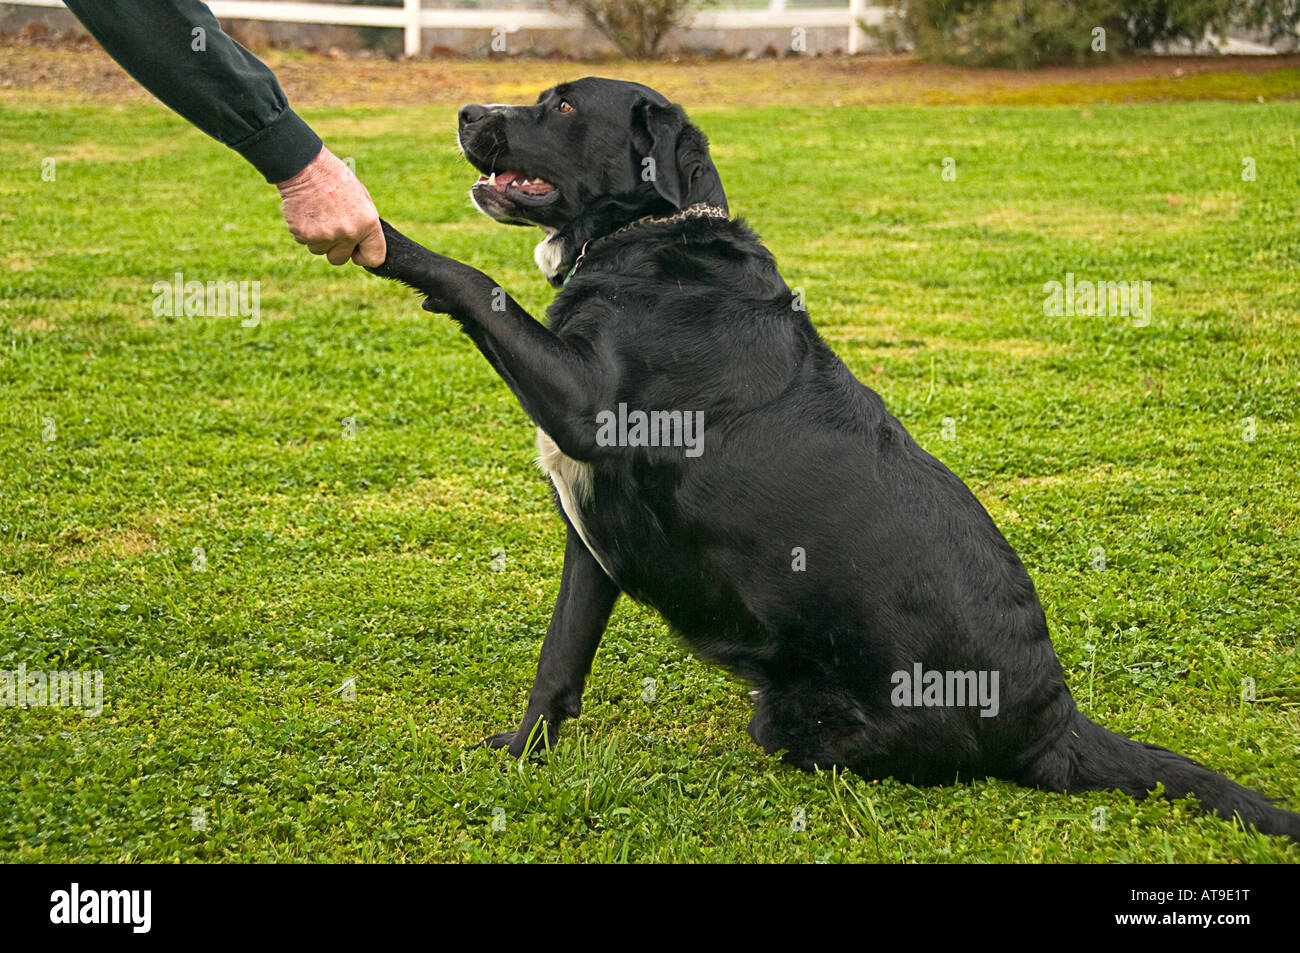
[326,242,355,266]
[278,146,386,268]
[300,223,385,268]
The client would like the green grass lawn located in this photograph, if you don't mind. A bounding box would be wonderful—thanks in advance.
[1,94,1298,863]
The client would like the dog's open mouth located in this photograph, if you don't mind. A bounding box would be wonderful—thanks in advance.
[473,170,557,201]
[469,167,560,225]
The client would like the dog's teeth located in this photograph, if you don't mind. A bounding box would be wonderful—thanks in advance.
[488,172,496,186]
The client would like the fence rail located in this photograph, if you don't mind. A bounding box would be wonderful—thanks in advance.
[4,0,888,55]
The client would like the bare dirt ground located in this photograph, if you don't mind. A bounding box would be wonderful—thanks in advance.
[2,38,1299,109]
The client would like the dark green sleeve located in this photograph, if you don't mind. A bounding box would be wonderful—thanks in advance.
[63,0,323,183]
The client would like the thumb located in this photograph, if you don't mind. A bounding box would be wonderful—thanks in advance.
[352,219,387,268]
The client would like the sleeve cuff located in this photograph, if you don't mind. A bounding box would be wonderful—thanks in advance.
[232,107,324,184]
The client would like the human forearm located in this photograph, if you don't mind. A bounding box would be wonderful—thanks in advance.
[63,0,321,182]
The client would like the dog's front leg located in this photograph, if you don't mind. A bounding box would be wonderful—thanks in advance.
[367,222,619,755]
[486,519,620,756]
[367,220,608,459]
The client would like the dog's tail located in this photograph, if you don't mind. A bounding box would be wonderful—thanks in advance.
[1061,709,1300,840]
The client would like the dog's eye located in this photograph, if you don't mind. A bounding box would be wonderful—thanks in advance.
[557,100,574,114]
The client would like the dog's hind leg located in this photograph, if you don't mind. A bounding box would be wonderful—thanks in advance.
[746,684,886,773]
[484,519,620,757]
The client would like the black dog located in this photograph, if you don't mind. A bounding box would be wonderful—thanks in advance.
[368,77,1299,841]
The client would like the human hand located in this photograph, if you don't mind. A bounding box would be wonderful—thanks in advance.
[276,146,386,267]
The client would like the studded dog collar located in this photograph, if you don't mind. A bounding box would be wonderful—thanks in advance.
[562,203,730,286]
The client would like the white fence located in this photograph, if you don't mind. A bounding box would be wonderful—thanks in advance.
[6,0,890,56]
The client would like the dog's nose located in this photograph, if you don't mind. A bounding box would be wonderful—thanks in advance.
[459,104,490,127]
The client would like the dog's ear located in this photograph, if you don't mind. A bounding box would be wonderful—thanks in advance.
[632,99,728,213]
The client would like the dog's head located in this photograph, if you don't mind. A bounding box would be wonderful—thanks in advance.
[457,78,728,280]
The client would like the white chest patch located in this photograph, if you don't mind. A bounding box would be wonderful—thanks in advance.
[535,428,611,576]
[534,232,565,280]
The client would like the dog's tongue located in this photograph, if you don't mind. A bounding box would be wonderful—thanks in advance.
[476,170,555,195]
